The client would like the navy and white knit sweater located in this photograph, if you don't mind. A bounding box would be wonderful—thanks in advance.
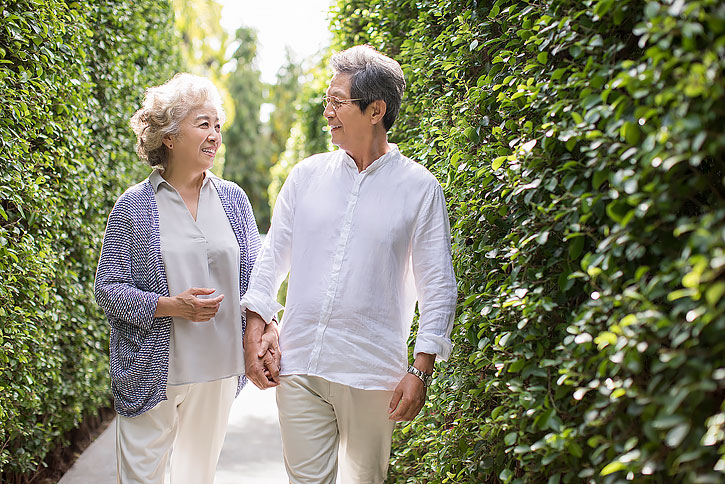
[95,175,260,417]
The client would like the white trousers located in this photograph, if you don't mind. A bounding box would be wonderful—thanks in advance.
[276,375,396,484]
[116,376,237,484]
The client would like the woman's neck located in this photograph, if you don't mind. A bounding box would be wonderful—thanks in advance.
[161,163,205,194]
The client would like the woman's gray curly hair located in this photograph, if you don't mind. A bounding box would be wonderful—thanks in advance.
[130,73,226,169]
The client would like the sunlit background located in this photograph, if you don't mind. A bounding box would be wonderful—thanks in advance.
[171,0,336,233]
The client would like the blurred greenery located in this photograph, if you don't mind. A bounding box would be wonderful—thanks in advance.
[330,0,725,482]
[0,0,180,478]
[222,26,271,230]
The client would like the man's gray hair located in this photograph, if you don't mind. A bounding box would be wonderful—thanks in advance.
[331,45,405,131]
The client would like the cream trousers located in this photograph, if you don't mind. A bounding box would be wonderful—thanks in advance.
[115,376,237,484]
[276,375,396,484]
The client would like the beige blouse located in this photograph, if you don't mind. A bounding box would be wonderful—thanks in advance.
[151,170,243,385]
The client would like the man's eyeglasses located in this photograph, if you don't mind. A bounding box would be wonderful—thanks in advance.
[322,95,363,111]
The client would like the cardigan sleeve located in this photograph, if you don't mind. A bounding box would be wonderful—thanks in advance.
[240,188,262,282]
[95,198,161,332]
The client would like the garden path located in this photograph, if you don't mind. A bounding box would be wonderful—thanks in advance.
[58,384,288,484]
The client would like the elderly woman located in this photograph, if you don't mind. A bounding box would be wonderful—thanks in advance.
[95,73,279,484]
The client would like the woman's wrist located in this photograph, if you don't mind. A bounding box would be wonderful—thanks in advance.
[154,295,178,318]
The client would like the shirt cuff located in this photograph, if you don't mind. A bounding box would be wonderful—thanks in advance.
[414,333,453,362]
[240,290,284,324]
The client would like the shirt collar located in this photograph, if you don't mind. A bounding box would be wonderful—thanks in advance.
[149,169,215,193]
[340,143,400,174]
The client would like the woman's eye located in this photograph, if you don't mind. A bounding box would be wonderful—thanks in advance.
[200,122,209,128]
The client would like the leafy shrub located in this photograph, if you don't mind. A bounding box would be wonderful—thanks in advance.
[331,0,725,482]
[0,0,179,476]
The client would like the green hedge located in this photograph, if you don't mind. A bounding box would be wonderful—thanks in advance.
[0,0,179,476]
[331,0,724,482]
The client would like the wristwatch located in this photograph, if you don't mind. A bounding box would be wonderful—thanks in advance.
[407,365,433,387]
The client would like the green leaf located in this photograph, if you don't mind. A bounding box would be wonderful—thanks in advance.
[592,169,608,189]
[594,331,617,349]
[536,231,550,245]
[620,121,640,145]
[666,423,690,448]
[499,469,513,482]
[600,461,626,475]
[568,236,585,260]
[492,156,506,170]
[706,282,725,306]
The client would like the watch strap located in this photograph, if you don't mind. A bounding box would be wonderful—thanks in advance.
[407,365,432,387]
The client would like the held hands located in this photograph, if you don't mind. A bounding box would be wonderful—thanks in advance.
[258,328,281,385]
[243,310,281,389]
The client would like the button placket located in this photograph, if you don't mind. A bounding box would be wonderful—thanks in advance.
[308,171,366,372]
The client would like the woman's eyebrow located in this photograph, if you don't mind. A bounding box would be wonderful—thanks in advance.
[194,114,219,122]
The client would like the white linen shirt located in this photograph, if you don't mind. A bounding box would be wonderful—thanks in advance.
[240,145,457,391]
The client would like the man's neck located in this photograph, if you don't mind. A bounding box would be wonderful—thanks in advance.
[346,132,391,172]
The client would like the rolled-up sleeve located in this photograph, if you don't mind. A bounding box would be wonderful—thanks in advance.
[411,184,457,360]
[240,166,298,323]
[94,203,160,331]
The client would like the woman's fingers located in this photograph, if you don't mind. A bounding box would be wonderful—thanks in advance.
[177,289,224,321]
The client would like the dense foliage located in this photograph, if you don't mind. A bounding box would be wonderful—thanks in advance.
[0,0,179,477]
[331,0,725,482]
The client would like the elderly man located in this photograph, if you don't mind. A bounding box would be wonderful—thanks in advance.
[242,45,457,484]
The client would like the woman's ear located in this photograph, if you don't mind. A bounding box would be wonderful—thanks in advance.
[368,100,387,126]
[162,134,174,150]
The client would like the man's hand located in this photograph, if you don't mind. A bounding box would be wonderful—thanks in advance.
[388,373,427,421]
[243,310,281,389]
[389,353,435,421]
[259,323,281,382]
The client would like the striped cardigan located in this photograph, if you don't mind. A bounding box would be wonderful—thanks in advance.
[95,175,260,417]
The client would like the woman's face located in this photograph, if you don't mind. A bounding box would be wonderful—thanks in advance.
[167,100,222,174]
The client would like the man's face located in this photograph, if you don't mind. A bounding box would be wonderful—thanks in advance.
[324,73,369,151]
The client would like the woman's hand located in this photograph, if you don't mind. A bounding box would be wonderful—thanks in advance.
[155,287,224,321]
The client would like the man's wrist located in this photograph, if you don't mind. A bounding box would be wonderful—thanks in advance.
[407,365,433,387]
[412,352,435,374]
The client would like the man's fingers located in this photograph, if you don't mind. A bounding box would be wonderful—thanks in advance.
[263,352,280,380]
[390,398,408,421]
[388,389,403,415]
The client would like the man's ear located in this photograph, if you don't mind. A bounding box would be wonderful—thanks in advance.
[368,100,387,126]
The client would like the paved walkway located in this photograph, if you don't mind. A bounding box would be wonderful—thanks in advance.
[58,384,288,484]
